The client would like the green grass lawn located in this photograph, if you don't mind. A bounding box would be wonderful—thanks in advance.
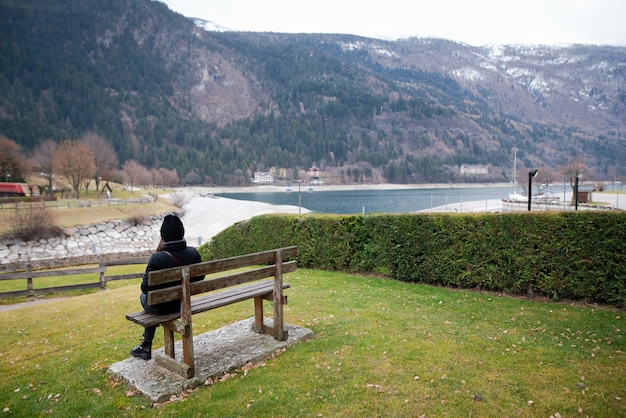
[1,269,624,417]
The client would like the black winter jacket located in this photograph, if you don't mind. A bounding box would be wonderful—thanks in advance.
[141,239,204,313]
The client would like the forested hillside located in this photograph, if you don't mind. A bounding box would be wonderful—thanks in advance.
[1,0,625,185]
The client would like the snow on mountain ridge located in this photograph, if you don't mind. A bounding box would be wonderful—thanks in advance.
[193,18,232,32]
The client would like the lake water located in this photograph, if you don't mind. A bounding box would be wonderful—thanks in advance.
[216,186,512,214]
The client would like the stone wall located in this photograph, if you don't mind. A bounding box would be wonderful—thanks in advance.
[0,216,163,268]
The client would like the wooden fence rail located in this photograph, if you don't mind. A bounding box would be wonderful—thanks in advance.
[0,193,157,212]
[0,258,149,299]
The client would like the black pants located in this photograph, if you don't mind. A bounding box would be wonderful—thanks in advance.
[139,293,178,344]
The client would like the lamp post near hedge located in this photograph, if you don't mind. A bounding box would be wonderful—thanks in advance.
[575,172,583,210]
[286,180,313,214]
[527,170,538,211]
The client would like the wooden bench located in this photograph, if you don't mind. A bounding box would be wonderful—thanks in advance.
[126,246,297,378]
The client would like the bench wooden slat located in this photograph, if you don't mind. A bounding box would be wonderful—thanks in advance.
[191,282,290,313]
[148,246,298,287]
[127,280,290,328]
[147,260,297,305]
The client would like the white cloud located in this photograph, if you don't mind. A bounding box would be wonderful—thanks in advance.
[160,0,626,46]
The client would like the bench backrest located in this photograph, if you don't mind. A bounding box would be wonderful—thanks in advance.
[147,246,298,306]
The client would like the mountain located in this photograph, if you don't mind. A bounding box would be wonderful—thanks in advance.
[1,0,625,186]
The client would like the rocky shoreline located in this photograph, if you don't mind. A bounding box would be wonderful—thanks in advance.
[0,216,162,271]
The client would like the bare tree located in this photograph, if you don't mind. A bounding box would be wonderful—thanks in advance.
[536,167,560,189]
[150,168,163,188]
[159,167,179,188]
[81,132,119,192]
[53,139,96,199]
[0,135,30,182]
[558,159,589,191]
[136,164,152,188]
[83,177,92,195]
[122,159,143,193]
[31,139,57,194]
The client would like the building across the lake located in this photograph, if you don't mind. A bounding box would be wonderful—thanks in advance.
[252,172,274,184]
[460,164,488,175]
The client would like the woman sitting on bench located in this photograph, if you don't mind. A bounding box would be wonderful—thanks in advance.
[130,214,204,360]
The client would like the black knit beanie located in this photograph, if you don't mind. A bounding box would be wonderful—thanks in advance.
[160,214,184,242]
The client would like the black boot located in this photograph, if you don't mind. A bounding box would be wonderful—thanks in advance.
[130,340,152,360]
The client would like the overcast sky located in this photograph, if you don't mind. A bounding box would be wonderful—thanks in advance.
[159,0,625,46]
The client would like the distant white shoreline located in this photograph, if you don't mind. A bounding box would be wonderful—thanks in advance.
[186,182,511,194]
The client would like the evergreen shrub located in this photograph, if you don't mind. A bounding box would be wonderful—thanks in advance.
[199,212,626,307]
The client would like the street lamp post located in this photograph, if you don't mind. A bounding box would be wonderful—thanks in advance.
[527,170,538,211]
[574,172,583,211]
[286,181,312,214]
[562,177,567,209]
[5,173,10,182]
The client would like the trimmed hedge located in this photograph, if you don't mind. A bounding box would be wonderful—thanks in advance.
[199,212,626,307]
